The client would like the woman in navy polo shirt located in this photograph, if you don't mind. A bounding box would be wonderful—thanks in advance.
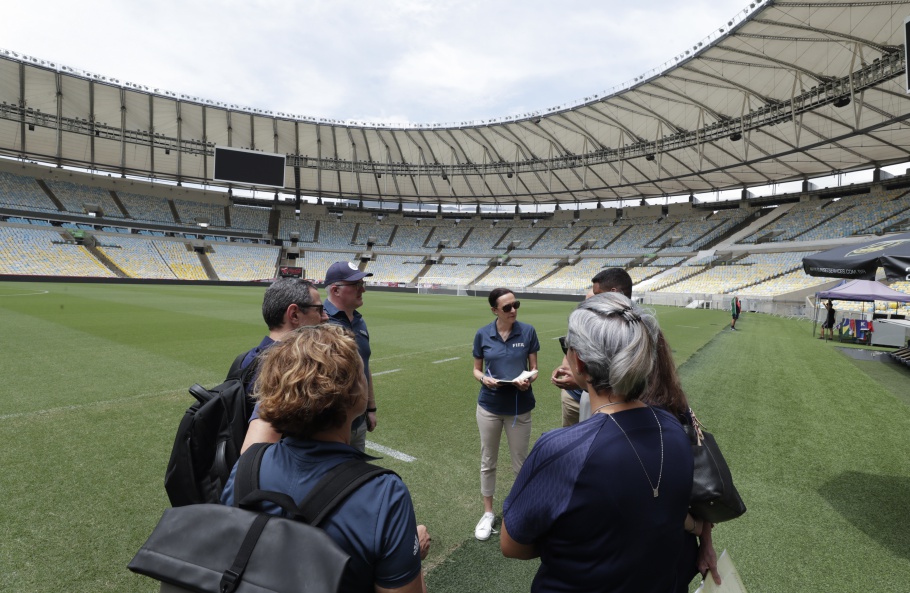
[471,287,540,541]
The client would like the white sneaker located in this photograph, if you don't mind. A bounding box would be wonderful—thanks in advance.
[474,512,496,541]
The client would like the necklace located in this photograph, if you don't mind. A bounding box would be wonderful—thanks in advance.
[604,406,664,498]
[591,401,623,414]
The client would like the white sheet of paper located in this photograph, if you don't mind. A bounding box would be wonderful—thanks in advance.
[693,549,748,593]
[511,369,538,382]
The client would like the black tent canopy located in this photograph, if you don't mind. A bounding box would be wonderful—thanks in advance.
[802,233,910,281]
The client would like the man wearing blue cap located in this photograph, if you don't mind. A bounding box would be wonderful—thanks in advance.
[323,261,376,451]
[241,262,377,454]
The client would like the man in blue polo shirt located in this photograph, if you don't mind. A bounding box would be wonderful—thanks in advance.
[239,278,329,453]
[240,266,377,454]
[323,261,377,452]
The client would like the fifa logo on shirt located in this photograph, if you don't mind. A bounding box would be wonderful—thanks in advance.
[512,343,525,348]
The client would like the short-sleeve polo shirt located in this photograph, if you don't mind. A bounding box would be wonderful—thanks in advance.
[324,299,371,378]
[221,439,421,592]
[325,299,371,430]
[472,320,540,416]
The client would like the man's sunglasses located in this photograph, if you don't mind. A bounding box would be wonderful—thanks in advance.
[500,301,521,313]
[298,304,325,314]
[559,336,568,355]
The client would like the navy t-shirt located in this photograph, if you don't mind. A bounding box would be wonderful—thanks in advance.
[472,320,540,416]
[503,407,694,593]
[221,439,421,592]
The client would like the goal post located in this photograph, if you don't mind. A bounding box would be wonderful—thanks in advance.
[416,276,450,295]
[416,276,474,296]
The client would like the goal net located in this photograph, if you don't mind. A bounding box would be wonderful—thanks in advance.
[416,276,473,296]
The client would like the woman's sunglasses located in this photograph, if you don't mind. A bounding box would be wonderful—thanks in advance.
[500,301,521,313]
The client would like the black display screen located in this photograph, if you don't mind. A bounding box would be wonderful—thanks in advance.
[214,146,286,188]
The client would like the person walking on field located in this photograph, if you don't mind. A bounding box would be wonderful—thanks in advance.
[730,296,741,331]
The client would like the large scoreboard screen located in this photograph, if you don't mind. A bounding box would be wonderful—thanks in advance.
[214,146,286,188]
[279,267,303,278]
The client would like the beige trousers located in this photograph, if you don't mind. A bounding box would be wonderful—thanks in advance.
[560,390,580,427]
[476,404,531,497]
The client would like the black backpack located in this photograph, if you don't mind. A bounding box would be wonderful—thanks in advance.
[164,351,259,507]
[130,443,395,593]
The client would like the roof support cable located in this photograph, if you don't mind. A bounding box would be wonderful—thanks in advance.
[696,108,705,172]
[741,93,750,162]
[849,42,865,131]
[547,143,553,193]
[791,71,803,147]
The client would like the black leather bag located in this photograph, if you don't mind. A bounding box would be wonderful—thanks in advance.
[685,413,747,523]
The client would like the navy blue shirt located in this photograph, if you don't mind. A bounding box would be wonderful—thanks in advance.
[221,439,421,592]
[473,320,540,416]
[325,299,371,429]
[240,335,275,394]
[503,407,693,593]
[324,299,371,377]
[565,388,583,402]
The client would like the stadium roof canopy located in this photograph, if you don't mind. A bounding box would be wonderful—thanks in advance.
[1,0,908,207]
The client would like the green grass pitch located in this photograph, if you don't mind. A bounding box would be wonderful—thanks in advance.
[1,281,909,592]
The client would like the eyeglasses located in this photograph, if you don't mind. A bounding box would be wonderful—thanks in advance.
[559,336,568,355]
[337,280,365,288]
[500,301,521,313]
[298,304,325,314]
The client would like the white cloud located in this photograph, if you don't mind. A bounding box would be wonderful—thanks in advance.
[0,0,754,122]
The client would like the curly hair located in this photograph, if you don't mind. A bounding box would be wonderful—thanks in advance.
[254,324,366,439]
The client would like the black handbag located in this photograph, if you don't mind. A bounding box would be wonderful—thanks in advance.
[684,411,747,523]
[129,444,395,593]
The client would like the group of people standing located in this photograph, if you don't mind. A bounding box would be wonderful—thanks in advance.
[471,268,721,592]
[216,262,720,593]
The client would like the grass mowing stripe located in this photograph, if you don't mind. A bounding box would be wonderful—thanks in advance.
[676,313,910,592]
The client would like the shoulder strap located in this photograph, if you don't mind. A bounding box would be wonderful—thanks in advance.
[233,444,396,527]
[226,351,250,379]
[298,460,396,527]
[233,442,272,505]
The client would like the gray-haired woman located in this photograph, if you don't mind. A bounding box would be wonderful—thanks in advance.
[501,293,694,593]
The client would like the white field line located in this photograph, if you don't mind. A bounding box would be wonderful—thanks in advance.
[0,290,50,297]
[676,325,701,329]
[0,387,189,421]
[432,357,461,364]
[372,369,402,377]
[366,440,416,462]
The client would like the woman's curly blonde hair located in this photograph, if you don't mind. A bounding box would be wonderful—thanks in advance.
[254,324,366,439]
